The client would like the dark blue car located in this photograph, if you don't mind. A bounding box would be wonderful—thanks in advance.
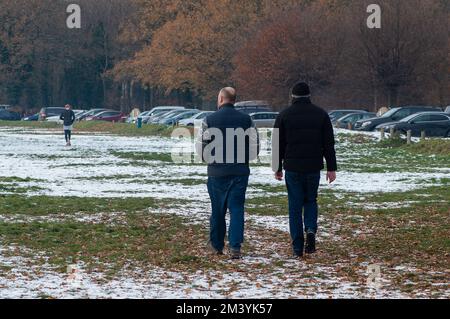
[378,112,450,137]
[0,109,21,121]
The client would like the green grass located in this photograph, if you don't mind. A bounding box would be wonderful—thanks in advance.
[0,213,209,274]
[376,135,450,156]
[0,120,180,137]
[0,181,45,194]
[111,151,174,162]
[0,177,44,183]
[377,135,406,148]
[0,120,59,129]
[75,121,178,137]
[246,182,450,217]
[73,175,205,186]
[0,195,182,216]
[405,139,450,156]
[335,133,450,173]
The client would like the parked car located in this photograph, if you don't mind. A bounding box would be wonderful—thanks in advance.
[142,110,169,124]
[377,112,450,137]
[149,109,188,124]
[250,112,279,128]
[178,111,213,126]
[85,110,126,122]
[144,107,186,124]
[133,110,152,124]
[22,113,39,121]
[39,107,66,121]
[143,110,171,124]
[46,110,85,124]
[77,108,109,121]
[335,112,377,129]
[328,109,368,123]
[354,106,442,131]
[0,109,21,121]
[149,106,185,116]
[159,110,200,126]
[74,110,89,121]
[235,101,272,115]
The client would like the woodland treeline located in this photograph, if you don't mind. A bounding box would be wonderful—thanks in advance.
[0,0,448,112]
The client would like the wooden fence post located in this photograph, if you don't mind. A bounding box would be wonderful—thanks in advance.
[380,128,385,140]
[407,130,412,144]
[347,122,353,130]
[421,131,426,140]
[390,127,395,138]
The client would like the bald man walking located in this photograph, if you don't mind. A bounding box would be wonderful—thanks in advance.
[196,87,259,259]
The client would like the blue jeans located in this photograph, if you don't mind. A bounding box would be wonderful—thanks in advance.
[285,171,321,253]
[207,175,249,252]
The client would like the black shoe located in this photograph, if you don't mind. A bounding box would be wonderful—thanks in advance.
[293,251,303,258]
[305,232,316,254]
[230,249,242,260]
[207,241,223,256]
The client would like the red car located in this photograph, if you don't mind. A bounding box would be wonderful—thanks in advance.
[85,110,126,122]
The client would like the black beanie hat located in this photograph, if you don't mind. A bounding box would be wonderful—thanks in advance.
[292,82,311,97]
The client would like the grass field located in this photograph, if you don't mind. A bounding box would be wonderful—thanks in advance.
[0,120,179,137]
[0,122,448,298]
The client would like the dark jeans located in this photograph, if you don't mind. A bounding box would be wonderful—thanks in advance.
[64,130,72,142]
[207,175,249,252]
[285,171,321,253]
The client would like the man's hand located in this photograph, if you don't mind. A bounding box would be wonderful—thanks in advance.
[275,171,283,181]
[326,171,336,184]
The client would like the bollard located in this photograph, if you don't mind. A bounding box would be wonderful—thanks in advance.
[421,131,426,140]
[136,117,143,129]
[380,128,385,140]
[390,127,395,138]
[348,122,353,130]
[407,130,412,144]
[336,121,340,128]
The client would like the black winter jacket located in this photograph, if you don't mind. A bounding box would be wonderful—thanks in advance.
[272,97,337,173]
[196,104,260,177]
[60,110,76,126]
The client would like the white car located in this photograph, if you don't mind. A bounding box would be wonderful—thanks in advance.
[179,111,213,126]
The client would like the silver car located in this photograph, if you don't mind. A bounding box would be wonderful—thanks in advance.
[179,111,214,126]
[143,106,186,124]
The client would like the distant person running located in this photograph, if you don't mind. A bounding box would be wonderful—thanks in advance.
[60,104,76,146]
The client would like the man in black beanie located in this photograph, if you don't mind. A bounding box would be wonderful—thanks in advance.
[272,82,337,258]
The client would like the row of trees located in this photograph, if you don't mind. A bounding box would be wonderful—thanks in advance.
[0,0,448,112]
[234,0,449,109]
[0,0,133,111]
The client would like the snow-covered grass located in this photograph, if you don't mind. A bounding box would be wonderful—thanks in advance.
[0,125,449,299]
[0,127,448,200]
